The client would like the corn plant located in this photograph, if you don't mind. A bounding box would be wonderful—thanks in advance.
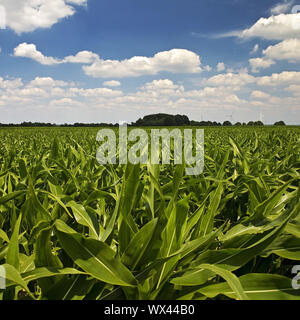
[0,126,299,300]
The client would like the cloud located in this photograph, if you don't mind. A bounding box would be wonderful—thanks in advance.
[71,87,123,98]
[19,87,48,98]
[0,77,23,89]
[142,79,182,91]
[250,44,259,55]
[251,90,270,99]
[218,11,300,41]
[140,79,184,96]
[50,98,83,107]
[262,38,300,62]
[1,75,300,124]
[270,0,295,15]
[204,71,256,88]
[257,71,300,86]
[210,30,243,39]
[240,14,300,40]
[28,77,69,87]
[83,49,203,78]
[285,84,300,96]
[216,62,225,72]
[103,80,121,87]
[14,43,61,65]
[202,70,300,100]
[249,58,275,73]
[1,0,87,34]
[62,51,99,64]
[14,43,99,66]
[248,38,300,72]
[14,45,203,78]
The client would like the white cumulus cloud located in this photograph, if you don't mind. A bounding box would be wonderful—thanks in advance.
[14,43,99,65]
[28,77,69,87]
[285,84,300,95]
[263,38,300,62]
[14,45,203,78]
[14,43,61,65]
[257,71,300,86]
[1,74,300,124]
[63,51,99,64]
[251,90,270,99]
[249,58,275,73]
[217,62,226,72]
[204,71,256,88]
[142,79,181,91]
[103,80,121,87]
[241,14,300,40]
[1,0,87,34]
[83,49,203,78]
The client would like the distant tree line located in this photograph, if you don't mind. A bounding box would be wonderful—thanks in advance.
[131,114,286,127]
[0,115,287,127]
[0,122,117,127]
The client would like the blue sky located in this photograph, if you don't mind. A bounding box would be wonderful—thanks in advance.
[0,0,300,124]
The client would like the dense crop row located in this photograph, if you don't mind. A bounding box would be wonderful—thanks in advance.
[0,127,299,300]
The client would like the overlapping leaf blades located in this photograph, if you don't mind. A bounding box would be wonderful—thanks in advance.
[0,126,299,300]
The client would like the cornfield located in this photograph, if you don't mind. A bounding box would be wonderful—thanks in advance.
[0,126,299,300]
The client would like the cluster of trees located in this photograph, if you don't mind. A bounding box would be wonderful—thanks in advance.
[0,116,287,127]
[134,114,190,126]
[274,121,286,126]
[190,121,222,126]
[223,121,265,126]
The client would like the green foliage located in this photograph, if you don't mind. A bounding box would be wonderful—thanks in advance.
[0,126,299,300]
[134,114,190,126]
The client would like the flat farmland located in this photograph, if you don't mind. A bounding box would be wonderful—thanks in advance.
[0,126,299,300]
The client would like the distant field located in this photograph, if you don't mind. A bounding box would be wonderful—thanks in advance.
[0,126,299,300]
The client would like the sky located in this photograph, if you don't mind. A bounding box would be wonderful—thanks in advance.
[0,0,300,124]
